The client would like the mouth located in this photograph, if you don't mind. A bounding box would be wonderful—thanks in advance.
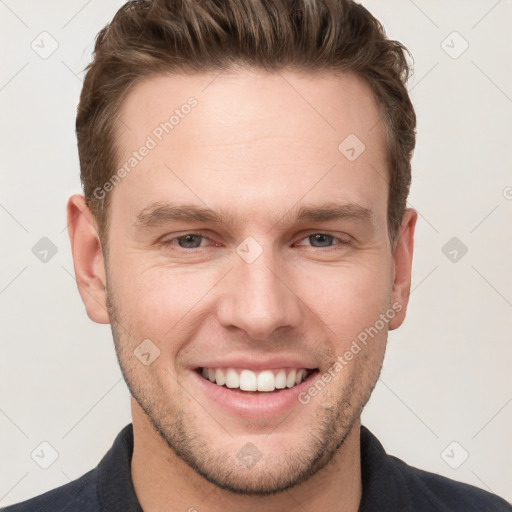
[191,363,321,418]
[195,367,320,393]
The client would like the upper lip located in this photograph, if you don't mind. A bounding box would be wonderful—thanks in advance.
[193,356,319,372]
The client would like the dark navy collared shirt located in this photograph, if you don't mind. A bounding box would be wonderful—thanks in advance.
[2,423,511,511]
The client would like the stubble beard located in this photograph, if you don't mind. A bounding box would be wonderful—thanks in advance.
[105,287,383,496]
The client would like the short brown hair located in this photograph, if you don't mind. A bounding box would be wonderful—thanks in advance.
[76,0,416,249]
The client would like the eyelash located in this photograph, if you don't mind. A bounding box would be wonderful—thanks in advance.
[159,232,351,251]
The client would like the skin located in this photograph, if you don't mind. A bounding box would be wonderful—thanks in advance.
[67,68,416,512]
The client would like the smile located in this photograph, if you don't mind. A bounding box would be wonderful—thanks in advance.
[197,367,318,392]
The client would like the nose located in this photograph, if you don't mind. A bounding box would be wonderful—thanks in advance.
[216,244,303,341]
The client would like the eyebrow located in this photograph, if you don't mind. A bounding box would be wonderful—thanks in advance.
[134,201,374,229]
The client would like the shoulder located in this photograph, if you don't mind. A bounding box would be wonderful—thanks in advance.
[0,424,137,512]
[360,425,512,511]
[407,461,512,511]
[389,451,512,511]
[0,468,99,512]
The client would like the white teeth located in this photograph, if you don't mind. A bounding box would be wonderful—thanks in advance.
[200,367,311,392]
[257,370,275,392]
[240,369,257,391]
[275,370,287,389]
[225,368,239,389]
[215,368,226,386]
[286,369,297,388]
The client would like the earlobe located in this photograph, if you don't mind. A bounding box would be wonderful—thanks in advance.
[388,208,417,330]
[66,194,110,324]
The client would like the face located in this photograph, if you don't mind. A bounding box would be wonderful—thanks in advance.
[73,68,415,495]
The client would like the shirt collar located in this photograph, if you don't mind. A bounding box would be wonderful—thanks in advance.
[97,423,143,512]
[358,425,413,511]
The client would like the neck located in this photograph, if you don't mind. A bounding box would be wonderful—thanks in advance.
[130,399,362,512]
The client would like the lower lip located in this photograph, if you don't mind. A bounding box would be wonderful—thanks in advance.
[191,370,318,419]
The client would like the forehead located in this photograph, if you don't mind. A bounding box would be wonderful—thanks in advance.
[118,68,384,147]
[110,68,388,230]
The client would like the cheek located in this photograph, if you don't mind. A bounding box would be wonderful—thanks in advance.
[295,260,392,332]
[112,264,219,340]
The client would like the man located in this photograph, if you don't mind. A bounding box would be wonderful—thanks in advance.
[2,0,510,510]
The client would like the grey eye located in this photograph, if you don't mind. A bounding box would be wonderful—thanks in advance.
[177,234,204,248]
[308,234,335,247]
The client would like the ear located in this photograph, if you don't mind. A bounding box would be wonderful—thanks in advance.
[388,208,417,330]
[66,194,110,324]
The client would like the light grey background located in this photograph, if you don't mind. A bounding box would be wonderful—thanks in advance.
[1,0,511,507]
